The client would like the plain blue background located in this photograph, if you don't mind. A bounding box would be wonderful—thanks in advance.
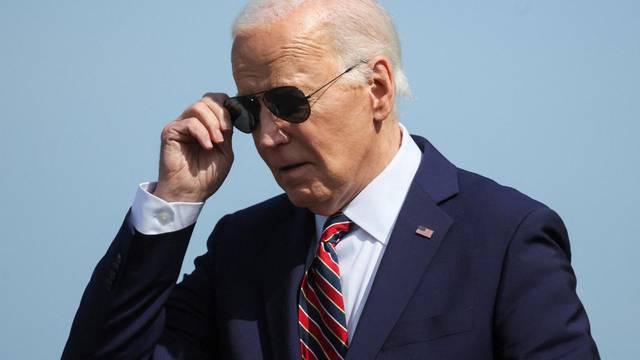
[1,0,638,358]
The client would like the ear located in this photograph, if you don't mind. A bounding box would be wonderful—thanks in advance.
[368,56,396,122]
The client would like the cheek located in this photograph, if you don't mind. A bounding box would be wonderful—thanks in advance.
[313,147,352,186]
[303,126,368,183]
[314,102,372,147]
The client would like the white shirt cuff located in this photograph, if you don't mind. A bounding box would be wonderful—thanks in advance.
[130,182,204,235]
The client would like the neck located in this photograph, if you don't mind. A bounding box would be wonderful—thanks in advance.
[316,118,402,215]
[363,117,403,188]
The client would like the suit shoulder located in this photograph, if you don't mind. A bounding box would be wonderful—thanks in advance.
[444,168,570,256]
[453,168,551,223]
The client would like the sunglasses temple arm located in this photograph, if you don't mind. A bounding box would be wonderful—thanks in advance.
[305,60,368,99]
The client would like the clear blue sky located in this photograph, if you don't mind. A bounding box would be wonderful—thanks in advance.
[1,1,638,358]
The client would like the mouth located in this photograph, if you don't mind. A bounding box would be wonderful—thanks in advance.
[279,162,310,173]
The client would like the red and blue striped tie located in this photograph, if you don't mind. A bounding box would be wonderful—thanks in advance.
[298,213,353,360]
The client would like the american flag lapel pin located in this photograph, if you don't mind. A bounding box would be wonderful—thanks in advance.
[415,225,434,239]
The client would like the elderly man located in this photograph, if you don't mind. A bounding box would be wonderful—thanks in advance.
[63,0,599,359]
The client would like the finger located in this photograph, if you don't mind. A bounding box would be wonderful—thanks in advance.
[170,117,214,150]
[162,121,197,147]
[181,101,224,144]
[202,92,233,133]
[201,94,234,149]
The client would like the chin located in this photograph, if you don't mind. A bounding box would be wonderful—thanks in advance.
[282,183,334,215]
[284,188,321,208]
[285,184,340,216]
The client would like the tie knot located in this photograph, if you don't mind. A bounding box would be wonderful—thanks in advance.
[321,213,353,244]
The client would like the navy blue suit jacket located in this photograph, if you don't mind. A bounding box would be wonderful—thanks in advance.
[63,136,599,359]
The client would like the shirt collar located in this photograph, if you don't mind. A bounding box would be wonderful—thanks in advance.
[315,123,422,244]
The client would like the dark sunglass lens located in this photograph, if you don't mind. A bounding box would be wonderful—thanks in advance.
[224,96,259,133]
[264,86,310,123]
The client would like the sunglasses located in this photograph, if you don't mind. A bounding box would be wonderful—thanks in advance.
[224,60,367,133]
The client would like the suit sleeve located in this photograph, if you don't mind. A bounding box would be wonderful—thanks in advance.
[494,207,600,359]
[62,210,225,359]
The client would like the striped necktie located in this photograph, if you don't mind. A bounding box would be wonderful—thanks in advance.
[298,213,353,360]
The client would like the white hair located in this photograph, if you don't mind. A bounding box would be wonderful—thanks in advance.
[232,0,412,99]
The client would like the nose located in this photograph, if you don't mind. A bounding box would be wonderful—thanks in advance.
[253,101,290,147]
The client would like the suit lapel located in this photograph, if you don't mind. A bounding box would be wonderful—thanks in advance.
[347,136,459,359]
[263,204,315,360]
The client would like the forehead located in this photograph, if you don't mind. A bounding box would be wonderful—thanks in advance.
[231,18,337,94]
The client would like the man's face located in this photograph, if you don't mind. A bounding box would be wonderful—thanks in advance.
[231,17,381,215]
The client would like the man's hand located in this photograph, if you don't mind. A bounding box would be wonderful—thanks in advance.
[153,93,234,203]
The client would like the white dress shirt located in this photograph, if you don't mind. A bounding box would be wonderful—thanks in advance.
[130,123,422,341]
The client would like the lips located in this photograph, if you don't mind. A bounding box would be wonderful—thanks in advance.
[280,162,309,172]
